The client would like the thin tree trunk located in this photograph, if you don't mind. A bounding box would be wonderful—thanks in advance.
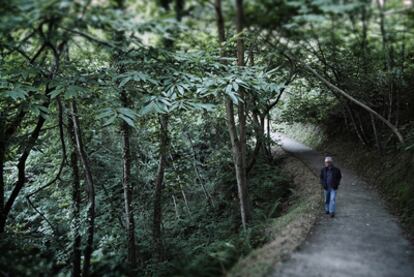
[235,0,251,228]
[180,188,190,215]
[169,153,191,215]
[119,89,138,272]
[120,102,138,271]
[345,104,367,146]
[153,114,169,261]
[0,143,4,233]
[376,0,396,127]
[247,113,264,173]
[215,0,251,230]
[225,99,250,229]
[0,112,6,232]
[69,101,95,277]
[297,59,404,143]
[172,195,180,219]
[186,133,214,207]
[0,110,8,232]
[2,114,47,231]
[360,4,369,74]
[66,108,82,277]
[152,0,183,260]
[377,0,391,70]
[112,0,139,270]
[266,112,272,157]
[342,108,350,131]
[370,114,383,154]
[1,99,48,230]
[70,148,82,277]
[356,110,370,145]
[215,0,225,44]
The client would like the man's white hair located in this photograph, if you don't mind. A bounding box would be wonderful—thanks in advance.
[324,156,333,162]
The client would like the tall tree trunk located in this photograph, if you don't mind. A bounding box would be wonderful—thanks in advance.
[153,114,169,261]
[235,0,251,229]
[376,0,396,127]
[214,0,226,44]
[70,147,82,277]
[111,0,139,270]
[120,94,138,272]
[152,0,184,259]
[67,106,82,277]
[69,101,95,277]
[215,0,251,231]
[225,100,251,229]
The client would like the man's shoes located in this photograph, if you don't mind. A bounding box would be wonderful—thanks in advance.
[330,213,335,218]
[325,211,329,215]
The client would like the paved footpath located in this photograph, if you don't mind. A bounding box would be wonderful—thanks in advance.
[270,133,414,277]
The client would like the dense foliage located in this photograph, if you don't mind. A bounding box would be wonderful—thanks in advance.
[1,0,413,276]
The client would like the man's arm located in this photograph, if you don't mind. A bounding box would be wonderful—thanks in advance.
[320,169,324,185]
[337,168,342,185]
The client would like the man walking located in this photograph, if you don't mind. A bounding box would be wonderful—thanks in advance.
[320,156,342,217]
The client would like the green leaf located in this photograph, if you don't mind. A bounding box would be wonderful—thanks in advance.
[118,107,137,119]
[119,77,132,88]
[227,91,238,104]
[177,85,185,95]
[232,82,239,92]
[65,85,82,98]
[189,102,215,111]
[119,114,135,127]
[6,88,28,100]
[225,84,233,95]
[96,108,114,120]
[103,115,117,127]
[140,101,157,115]
[30,104,49,119]
[49,87,64,99]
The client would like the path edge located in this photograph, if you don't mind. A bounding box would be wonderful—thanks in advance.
[227,147,322,277]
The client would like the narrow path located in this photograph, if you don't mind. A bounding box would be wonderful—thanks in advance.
[270,133,414,277]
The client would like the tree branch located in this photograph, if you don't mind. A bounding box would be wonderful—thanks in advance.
[59,26,120,50]
[289,53,405,143]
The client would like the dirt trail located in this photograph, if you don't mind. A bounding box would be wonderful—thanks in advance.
[270,133,414,277]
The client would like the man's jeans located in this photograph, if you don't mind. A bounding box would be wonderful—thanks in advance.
[324,188,337,214]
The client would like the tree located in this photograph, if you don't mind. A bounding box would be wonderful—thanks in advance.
[69,100,96,277]
[215,0,252,231]
[111,0,139,272]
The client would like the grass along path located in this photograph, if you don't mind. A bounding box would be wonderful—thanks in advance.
[228,144,321,277]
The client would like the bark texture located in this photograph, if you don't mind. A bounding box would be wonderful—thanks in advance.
[70,101,95,277]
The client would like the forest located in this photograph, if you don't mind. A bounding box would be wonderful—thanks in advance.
[1,0,414,276]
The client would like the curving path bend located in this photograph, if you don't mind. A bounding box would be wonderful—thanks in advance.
[270,133,414,277]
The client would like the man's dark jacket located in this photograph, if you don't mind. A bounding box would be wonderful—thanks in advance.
[320,166,342,190]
